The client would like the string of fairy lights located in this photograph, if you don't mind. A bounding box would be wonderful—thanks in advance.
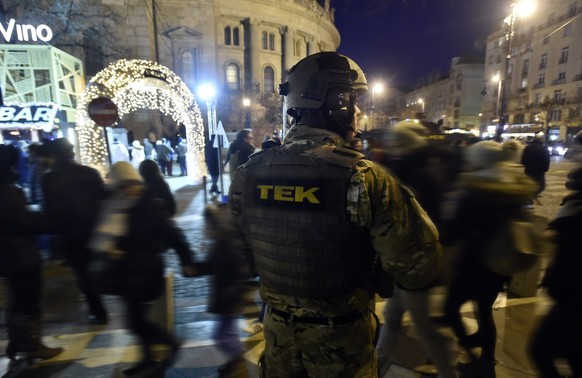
[76,59,206,181]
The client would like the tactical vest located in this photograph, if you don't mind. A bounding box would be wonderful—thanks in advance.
[241,145,375,299]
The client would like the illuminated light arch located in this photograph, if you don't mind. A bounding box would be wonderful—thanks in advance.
[76,59,206,182]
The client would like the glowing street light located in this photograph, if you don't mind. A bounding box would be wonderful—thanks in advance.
[417,98,425,113]
[495,0,537,140]
[371,82,384,129]
[242,97,251,129]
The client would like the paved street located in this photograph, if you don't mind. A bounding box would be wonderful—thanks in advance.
[0,156,580,377]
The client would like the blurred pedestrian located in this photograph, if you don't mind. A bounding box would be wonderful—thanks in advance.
[194,204,251,377]
[374,122,456,378]
[205,135,220,195]
[130,140,145,170]
[41,138,109,325]
[155,140,173,176]
[89,161,196,376]
[143,138,154,160]
[229,52,443,377]
[442,141,538,377]
[502,139,524,165]
[138,159,176,217]
[0,144,64,361]
[27,143,51,205]
[175,138,188,176]
[529,166,582,377]
[110,138,130,164]
[521,136,550,197]
[224,130,255,180]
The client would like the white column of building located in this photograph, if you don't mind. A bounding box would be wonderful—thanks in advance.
[249,19,262,93]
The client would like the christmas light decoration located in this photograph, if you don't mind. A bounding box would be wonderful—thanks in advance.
[76,59,206,181]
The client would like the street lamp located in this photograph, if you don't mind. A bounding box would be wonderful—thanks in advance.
[417,98,425,113]
[371,82,383,129]
[242,97,251,129]
[494,0,537,140]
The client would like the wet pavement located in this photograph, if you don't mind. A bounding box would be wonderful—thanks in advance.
[0,156,579,377]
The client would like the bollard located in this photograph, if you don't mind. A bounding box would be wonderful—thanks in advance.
[202,175,208,203]
[149,270,174,331]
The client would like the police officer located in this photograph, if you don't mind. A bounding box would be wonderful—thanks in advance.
[228,52,443,377]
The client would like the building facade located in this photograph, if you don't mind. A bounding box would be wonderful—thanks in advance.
[399,56,484,133]
[482,0,582,142]
[0,44,84,143]
[75,0,340,142]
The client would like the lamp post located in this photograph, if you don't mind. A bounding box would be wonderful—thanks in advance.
[494,0,537,140]
[242,97,251,129]
[198,84,224,195]
[371,82,383,129]
[492,72,502,120]
[418,98,425,114]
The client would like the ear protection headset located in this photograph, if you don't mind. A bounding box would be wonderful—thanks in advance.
[321,87,356,129]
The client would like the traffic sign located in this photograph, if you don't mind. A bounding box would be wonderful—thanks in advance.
[88,97,118,126]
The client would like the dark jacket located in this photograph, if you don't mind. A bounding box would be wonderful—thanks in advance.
[195,206,251,315]
[204,136,220,177]
[444,164,538,287]
[0,184,48,276]
[545,192,582,315]
[113,194,193,302]
[139,160,176,216]
[521,141,550,176]
[41,161,106,246]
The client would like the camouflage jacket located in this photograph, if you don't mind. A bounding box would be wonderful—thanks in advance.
[229,125,442,316]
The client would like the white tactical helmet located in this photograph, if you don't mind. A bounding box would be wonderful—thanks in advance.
[279,52,368,127]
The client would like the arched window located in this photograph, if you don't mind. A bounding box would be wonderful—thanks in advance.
[269,32,275,50]
[181,50,196,89]
[263,66,275,94]
[262,31,268,49]
[224,26,231,45]
[225,62,240,90]
[233,27,240,46]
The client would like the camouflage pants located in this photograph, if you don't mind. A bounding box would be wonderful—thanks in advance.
[259,308,378,378]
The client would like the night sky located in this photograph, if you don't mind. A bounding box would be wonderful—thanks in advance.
[333,0,511,89]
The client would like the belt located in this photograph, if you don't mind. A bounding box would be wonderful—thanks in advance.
[269,307,363,326]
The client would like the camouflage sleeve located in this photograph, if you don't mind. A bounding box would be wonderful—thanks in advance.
[347,160,442,290]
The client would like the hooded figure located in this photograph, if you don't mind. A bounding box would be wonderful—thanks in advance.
[131,140,145,170]
[443,141,538,377]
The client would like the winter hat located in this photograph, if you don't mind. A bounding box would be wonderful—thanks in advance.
[566,167,582,191]
[387,125,427,150]
[465,141,505,171]
[393,120,429,136]
[132,140,143,150]
[49,138,74,160]
[502,139,524,164]
[109,161,142,189]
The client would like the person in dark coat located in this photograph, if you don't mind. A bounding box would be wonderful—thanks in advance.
[521,136,550,196]
[0,145,63,361]
[529,166,582,377]
[89,162,196,376]
[194,204,251,377]
[443,141,538,378]
[41,138,109,324]
[138,159,176,216]
[205,135,221,195]
[224,130,255,180]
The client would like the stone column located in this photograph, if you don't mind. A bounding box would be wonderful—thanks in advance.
[249,19,262,94]
[280,26,293,82]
